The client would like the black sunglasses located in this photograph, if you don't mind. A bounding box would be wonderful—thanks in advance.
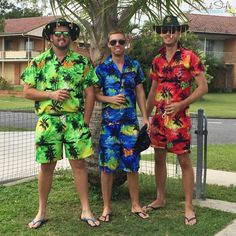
[53,31,70,37]
[162,26,179,34]
[109,39,126,46]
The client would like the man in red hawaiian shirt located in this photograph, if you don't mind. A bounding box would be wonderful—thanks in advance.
[144,15,208,225]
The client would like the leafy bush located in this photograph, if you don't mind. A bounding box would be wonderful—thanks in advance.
[128,32,162,95]
[0,76,11,90]
[205,54,228,92]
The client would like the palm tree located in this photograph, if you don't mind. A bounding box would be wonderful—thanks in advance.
[48,0,205,64]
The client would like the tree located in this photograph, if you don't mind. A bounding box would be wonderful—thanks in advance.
[0,0,42,19]
[50,0,206,64]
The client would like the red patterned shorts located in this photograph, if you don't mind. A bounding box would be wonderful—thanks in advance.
[149,111,192,155]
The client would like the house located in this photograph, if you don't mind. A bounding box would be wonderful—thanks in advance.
[0,16,89,86]
[187,13,236,91]
[2,14,236,91]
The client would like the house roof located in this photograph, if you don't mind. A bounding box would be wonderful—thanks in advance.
[3,16,59,34]
[186,13,236,36]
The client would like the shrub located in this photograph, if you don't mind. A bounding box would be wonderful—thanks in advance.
[0,76,11,90]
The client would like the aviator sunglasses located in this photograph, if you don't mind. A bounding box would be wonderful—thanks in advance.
[162,26,179,34]
[53,31,70,37]
[109,39,126,46]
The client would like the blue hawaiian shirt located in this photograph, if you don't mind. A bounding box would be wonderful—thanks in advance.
[95,55,145,125]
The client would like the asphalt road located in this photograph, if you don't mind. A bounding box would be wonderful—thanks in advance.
[207,118,236,144]
[0,111,235,144]
[0,112,235,184]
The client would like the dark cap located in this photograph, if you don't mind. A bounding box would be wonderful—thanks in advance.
[153,15,189,34]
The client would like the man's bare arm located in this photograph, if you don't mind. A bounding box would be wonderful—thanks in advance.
[135,83,149,126]
[23,84,69,102]
[84,86,95,124]
[95,87,126,105]
[146,80,158,117]
[165,72,208,116]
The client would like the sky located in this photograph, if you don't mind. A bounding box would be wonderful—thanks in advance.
[14,0,236,17]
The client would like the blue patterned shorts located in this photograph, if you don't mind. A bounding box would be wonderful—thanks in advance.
[99,123,140,173]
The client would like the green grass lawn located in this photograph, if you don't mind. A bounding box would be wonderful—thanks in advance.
[0,172,235,236]
[190,93,236,118]
[0,96,33,110]
[142,144,236,172]
[0,93,236,118]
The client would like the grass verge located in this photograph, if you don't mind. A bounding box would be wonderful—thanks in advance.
[190,93,236,118]
[0,172,235,236]
[141,144,236,172]
[0,96,34,110]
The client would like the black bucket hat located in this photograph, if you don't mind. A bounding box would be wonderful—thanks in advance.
[134,124,151,154]
[42,18,80,41]
[153,15,189,34]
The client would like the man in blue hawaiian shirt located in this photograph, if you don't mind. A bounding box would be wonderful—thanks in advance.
[95,30,149,222]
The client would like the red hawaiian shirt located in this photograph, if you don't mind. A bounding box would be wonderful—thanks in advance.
[150,45,205,113]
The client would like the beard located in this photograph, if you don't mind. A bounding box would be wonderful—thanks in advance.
[52,39,70,51]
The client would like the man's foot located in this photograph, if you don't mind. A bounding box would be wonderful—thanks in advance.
[81,218,100,227]
[99,213,112,222]
[142,199,165,213]
[184,208,196,225]
[132,211,149,219]
[131,205,149,219]
[184,215,197,225]
[28,218,48,229]
[81,210,100,227]
[99,208,112,222]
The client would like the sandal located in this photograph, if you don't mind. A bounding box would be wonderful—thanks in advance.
[132,211,149,219]
[99,213,112,222]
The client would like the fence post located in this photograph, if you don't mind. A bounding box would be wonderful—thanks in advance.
[195,109,204,199]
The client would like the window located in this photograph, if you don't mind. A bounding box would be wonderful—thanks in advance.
[5,40,13,51]
[25,41,34,51]
[206,40,214,52]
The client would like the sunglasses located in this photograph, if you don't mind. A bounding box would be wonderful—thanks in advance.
[53,31,70,38]
[109,39,126,46]
[162,26,179,34]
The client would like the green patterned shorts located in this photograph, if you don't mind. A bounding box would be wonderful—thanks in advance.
[35,113,93,163]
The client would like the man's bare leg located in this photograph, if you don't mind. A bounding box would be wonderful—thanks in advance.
[99,171,113,222]
[70,159,100,227]
[178,153,196,225]
[128,172,149,219]
[144,148,167,212]
[28,162,56,228]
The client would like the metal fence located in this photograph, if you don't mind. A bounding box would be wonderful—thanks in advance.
[0,110,70,184]
[0,109,208,199]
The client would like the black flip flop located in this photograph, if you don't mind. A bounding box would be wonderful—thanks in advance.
[132,211,149,219]
[184,216,197,225]
[81,217,100,227]
[28,218,48,229]
[99,213,112,222]
[143,205,164,212]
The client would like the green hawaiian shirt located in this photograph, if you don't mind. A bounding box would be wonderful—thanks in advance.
[21,48,98,115]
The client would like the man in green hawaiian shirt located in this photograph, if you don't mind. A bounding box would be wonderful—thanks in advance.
[21,18,100,228]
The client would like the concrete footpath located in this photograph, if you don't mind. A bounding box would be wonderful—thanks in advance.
[139,159,236,236]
